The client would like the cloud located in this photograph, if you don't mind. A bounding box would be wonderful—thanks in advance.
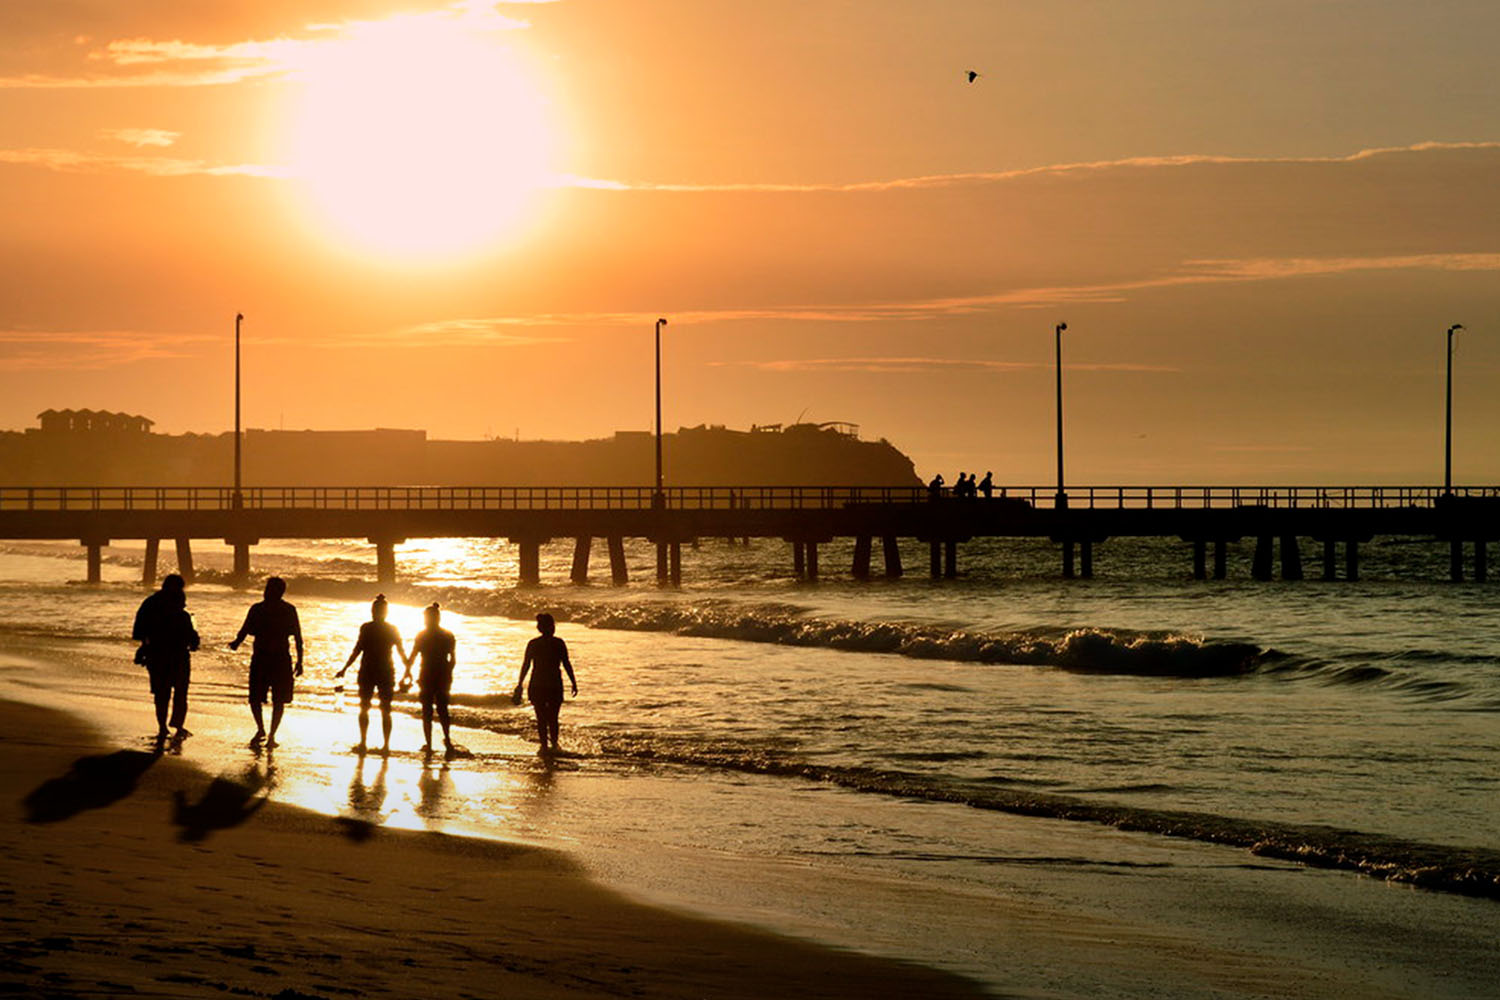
[0,147,289,178]
[0,330,214,371]
[710,357,1179,375]
[565,141,1500,194]
[382,251,1500,343]
[100,128,180,148]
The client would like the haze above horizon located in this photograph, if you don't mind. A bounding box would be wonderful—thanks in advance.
[2,0,1497,484]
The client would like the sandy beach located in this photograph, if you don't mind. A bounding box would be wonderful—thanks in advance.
[0,697,984,1000]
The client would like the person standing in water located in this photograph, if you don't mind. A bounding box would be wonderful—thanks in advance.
[513,613,576,754]
[228,576,304,749]
[132,573,199,741]
[336,594,407,755]
[402,602,456,754]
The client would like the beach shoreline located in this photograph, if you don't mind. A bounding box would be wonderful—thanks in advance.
[1,695,990,1000]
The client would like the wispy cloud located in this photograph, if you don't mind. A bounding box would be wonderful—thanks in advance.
[0,330,214,370]
[100,128,179,148]
[386,251,1500,344]
[564,142,1500,194]
[0,147,288,178]
[0,2,533,90]
[711,357,1179,375]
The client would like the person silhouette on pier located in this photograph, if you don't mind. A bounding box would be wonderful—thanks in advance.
[927,473,945,499]
[132,573,199,741]
[337,595,407,756]
[978,472,994,498]
[402,602,456,755]
[229,576,304,749]
[513,613,576,755]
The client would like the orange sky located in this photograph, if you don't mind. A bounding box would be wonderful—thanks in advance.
[2,0,1498,484]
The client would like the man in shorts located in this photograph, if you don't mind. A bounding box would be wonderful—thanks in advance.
[337,594,406,755]
[133,573,199,741]
[402,602,456,754]
[229,576,304,748]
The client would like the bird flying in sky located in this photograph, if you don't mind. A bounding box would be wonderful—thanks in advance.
[966,70,981,83]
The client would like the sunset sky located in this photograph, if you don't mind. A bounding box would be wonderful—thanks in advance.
[2,0,1497,483]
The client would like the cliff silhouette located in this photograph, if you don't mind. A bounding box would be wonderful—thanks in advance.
[0,414,920,487]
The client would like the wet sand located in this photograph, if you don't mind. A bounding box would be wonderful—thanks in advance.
[0,698,986,1000]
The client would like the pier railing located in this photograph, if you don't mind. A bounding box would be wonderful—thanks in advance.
[1,485,1497,513]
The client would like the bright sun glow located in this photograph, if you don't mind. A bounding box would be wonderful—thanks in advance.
[286,17,553,259]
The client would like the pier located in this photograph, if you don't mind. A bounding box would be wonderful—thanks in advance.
[2,485,1497,587]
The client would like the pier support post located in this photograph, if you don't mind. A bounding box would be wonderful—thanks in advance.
[1345,539,1359,582]
[1476,540,1488,583]
[608,536,628,586]
[852,536,872,581]
[571,536,592,584]
[793,542,806,580]
[1449,540,1464,583]
[882,536,903,579]
[929,541,941,580]
[1080,540,1094,579]
[1061,540,1075,580]
[669,542,683,586]
[1191,540,1206,581]
[806,542,819,583]
[83,541,104,584]
[1251,535,1274,581]
[232,541,252,586]
[174,538,195,583]
[1279,536,1303,581]
[143,538,160,587]
[374,539,397,585]
[1213,540,1227,580]
[656,542,669,586]
[518,540,541,587]
[1322,539,1337,581]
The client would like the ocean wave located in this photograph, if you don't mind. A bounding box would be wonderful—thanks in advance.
[584,736,1500,900]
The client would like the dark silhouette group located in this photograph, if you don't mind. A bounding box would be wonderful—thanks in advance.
[927,471,996,499]
[133,578,578,759]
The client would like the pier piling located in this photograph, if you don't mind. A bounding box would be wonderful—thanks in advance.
[1450,540,1464,583]
[806,542,819,582]
[1345,539,1360,582]
[571,536,592,584]
[143,538,159,587]
[1213,539,1227,580]
[656,542,669,586]
[1280,536,1303,581]
[174,538,194,583]
[1061,539,1075,579]
[1252,535,1274,581]
[518,540,541,586]
[882,536,903,579]
[852,535,872,580]
[1080,540,1094,579]
[607,536,628,585]
[1192,539,1206,580]
[83,540,103,583]
[1322,539,1337,581]
[944,540,957,579]
[928,541,941,580]
[232,541,252,586]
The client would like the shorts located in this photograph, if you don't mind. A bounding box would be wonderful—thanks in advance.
[358,662,395,703]
[419,666,452,709]
[249,656,295,705]
[147,659,189,698]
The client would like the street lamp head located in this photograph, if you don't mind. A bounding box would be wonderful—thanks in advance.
[236,312,243,323]
[657,317,668,327]
[1056,322,1067,333]
[1449,323,1464,334]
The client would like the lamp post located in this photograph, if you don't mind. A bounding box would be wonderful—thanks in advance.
[234,312,244,509]
[654,317,668,506]
[1054,322,1067,508]
[1444,323,1464,497]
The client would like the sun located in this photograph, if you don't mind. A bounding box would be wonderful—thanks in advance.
[285,18,554,260]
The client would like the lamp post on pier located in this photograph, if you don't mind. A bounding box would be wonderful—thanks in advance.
[233,312,244,510]
[654,317,668,508]
[1444,323,1464,498]
[1054,321,1068,509]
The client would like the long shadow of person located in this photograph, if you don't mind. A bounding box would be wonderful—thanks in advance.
[336,755,389,843]
[23,749,161,823]
[415,758,453,826]
[172,764,269,843]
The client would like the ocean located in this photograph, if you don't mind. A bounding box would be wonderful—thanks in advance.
[2,534,1497,997]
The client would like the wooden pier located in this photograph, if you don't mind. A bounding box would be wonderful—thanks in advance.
[2,485,1497,587]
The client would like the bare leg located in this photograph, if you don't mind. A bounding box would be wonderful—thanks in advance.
[267,702,285,747]
[546,704,561,749]
[532,705,549,750]
[169,679,189,733]
[250,699,266,740]
[421,701,433,750]
[153,691,170,737]
[437,697,452,748]
[380,694,392,753]
[356,695,371,752]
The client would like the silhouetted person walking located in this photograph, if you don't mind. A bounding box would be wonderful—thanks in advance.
[513,613,576,754]
[132,574,199,741]
[402,602,456,754]
[337,595,407,756]
[229,576,304,749]
[978,471,994,498]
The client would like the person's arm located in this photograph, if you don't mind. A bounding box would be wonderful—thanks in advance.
[400,635,416,686]
[338,628,363,677]
[561,640,577,698]
[228,607,253,650]
[513,642,534,699]
[291,607,304,675]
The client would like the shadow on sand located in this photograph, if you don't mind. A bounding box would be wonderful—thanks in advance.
[172,765,269,843]
[23,749,160,823]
